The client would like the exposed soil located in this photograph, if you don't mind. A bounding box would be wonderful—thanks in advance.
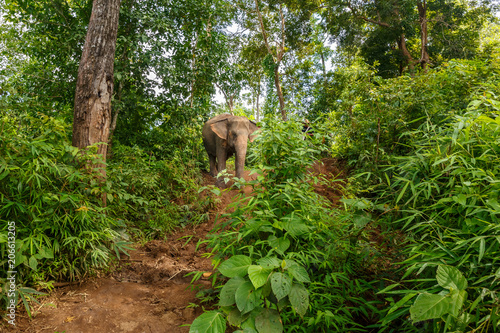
[1,160,344,333]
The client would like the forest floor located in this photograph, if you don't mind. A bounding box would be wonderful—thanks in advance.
[1,158,346,333]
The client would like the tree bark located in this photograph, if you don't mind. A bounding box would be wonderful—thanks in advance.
[397,33,415,71]
[255,77,261,122]
[417,0,430,70]
[72,0,121,192]
[274,65,286,120]
[254,0,287,120]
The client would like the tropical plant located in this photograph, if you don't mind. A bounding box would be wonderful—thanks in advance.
[191,118,382,332]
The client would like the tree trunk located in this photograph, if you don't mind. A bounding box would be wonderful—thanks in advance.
[274,66,286,120]
[190,32,199,108]
[256,78,260,122]
[254,0,287,120]
[417,0,430,70]
[321,51,327,82]
[72,0,121,199]
[397,33,415,72]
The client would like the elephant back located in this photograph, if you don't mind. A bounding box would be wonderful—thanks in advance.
[205,113,232,126]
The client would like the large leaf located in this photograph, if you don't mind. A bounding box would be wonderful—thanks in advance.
[281,220,309,237]
[190,311,226,333]
[270,272,292,301]
[289,283,309,317]
[436,265,468,291]
[227,308,248,327]
[248,265,271,289]
[448,289,468,317]
[234,329,258,333]
[235,281,260,314]
[255,308,283,333]
[219,255,252,278]
[267,236,290,255]
[410,293,450,323]
[219,276,245,306]
[257,257,280,270]
[287,264,310,283]
[353,212,371,229]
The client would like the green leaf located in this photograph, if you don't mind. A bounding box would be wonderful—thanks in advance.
[410,293,450,323]
[453,194,467,206]
[287,265,310,283]
[241,308,260,331]
[28,256,38,271]
[219,277,245,306]
[219,255,252,278]
[281,220,309,237]
[478,238,485,264]
[353,212,371,228]
[257,257,280,270]
[235,281,260,314]
[255,308,283,333]
[436,265,468,291]
[396,180,409,204]
[289,283,309,317]
[448,289,467,317]
[486,198,500,211]
[39,246,54,259]
[270,272,292,301]
[248,265,271,289]
[227,308,247,326]
[386,292,417,316]
[190,311,226,333]
[268,236,290,255]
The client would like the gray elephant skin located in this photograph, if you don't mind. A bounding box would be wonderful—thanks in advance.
[202,114,259,181]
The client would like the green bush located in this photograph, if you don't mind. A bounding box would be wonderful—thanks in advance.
[191,118,381,332]
[0,112,212,317]
[0,113,128,288]
[325,59,496,169]
[107,144,211,240]
[367,94,500,331]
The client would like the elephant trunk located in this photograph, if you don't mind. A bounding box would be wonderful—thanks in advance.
[235,137,248,179]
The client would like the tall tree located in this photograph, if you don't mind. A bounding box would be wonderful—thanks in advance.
[255,0,287,120]
[72,0,121,178]
[323,0,496,76]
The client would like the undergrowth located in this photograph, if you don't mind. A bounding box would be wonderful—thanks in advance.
[0,111,211,318]
[190,118,386,332]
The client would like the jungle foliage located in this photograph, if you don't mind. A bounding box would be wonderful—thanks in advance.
[1,0,500,332]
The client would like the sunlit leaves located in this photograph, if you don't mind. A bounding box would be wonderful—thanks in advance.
[190,311,226,333]
[219,255,253,278]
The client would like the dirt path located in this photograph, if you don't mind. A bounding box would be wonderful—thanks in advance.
[1,159,345,333]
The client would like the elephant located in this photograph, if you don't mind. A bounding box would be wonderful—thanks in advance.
[202,114,259,182]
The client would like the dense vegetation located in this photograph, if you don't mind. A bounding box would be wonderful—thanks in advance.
[1,0,500,332]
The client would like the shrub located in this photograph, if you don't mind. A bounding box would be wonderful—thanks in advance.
[107,144,211,240]
[0,113,128,288]
[369,95,500,331]
[191,118,380,332]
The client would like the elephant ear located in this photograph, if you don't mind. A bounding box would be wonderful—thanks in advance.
[248,121,260,142]
[210,120,228,140]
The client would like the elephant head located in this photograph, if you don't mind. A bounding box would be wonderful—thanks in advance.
[202,114,259,181]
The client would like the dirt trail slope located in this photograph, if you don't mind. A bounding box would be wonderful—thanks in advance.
[1,159,344,333]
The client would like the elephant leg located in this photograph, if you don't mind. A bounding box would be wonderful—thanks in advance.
[216,148,227,175]
[208,154,218,177]
[214,150,228,188]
